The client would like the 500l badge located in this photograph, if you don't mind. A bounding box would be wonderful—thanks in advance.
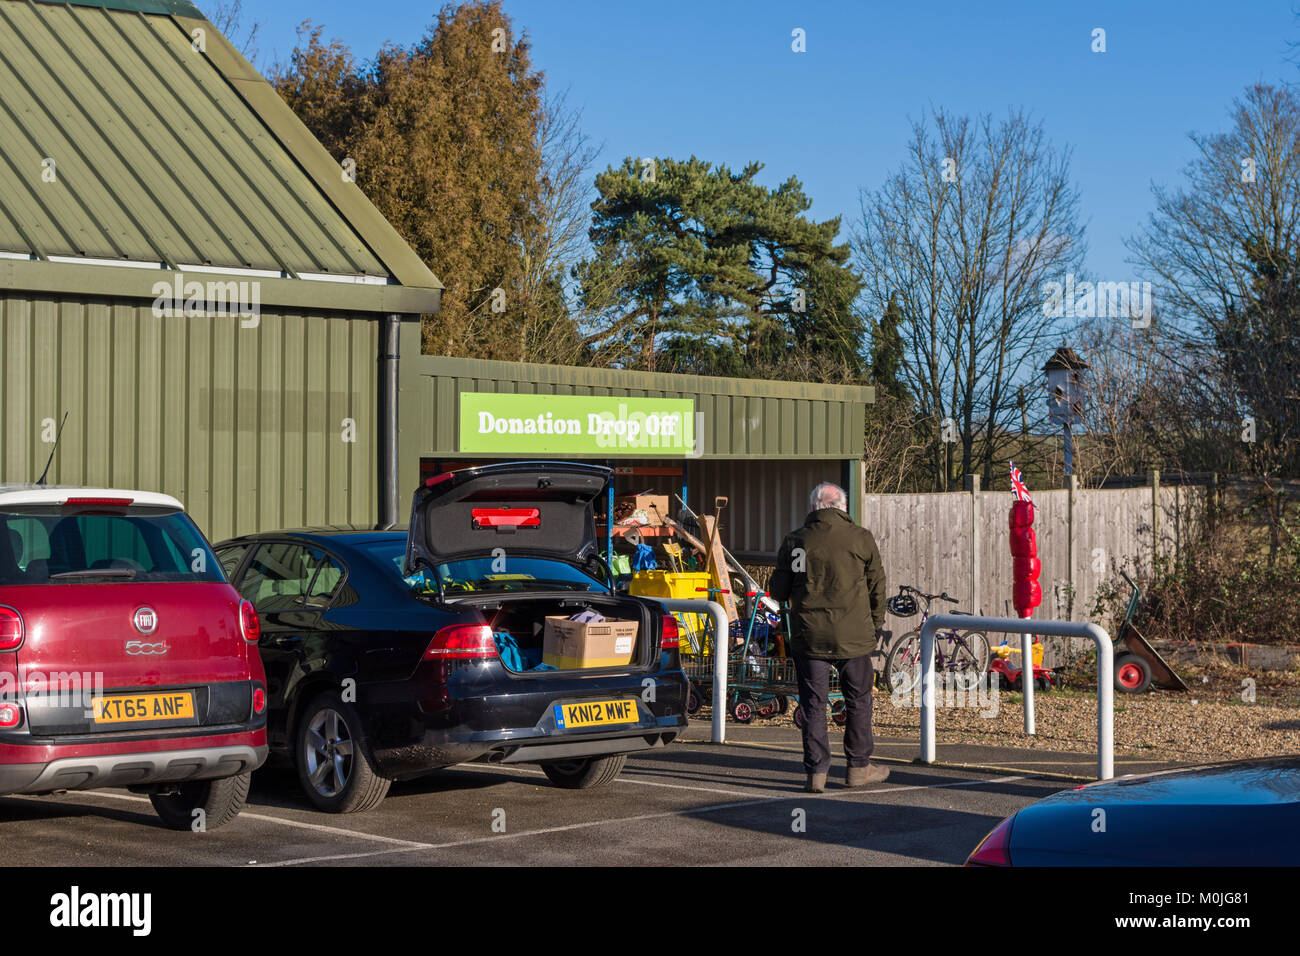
[125,641,169,655]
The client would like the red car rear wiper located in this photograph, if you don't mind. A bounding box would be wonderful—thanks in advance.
[50,568,138,581]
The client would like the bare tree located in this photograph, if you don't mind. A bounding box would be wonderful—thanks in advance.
[854,109,1084,490]
[513,90,625,366]
[206,0,261,62]
[1128,83,1300,478]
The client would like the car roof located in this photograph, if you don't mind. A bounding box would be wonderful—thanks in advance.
[220,528,407,548]
[0,485,184,510]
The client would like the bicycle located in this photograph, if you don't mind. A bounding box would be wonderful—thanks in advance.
[881,585,990,696]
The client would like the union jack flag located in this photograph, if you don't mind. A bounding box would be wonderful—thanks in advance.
[1009,461,1034,504]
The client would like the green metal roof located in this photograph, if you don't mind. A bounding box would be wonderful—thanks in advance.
[32,0,206,15]
[0,0,442,311]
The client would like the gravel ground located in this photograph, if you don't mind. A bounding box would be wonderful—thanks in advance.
[691,659,1300,762]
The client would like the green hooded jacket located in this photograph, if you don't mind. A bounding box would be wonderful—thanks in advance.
[768,508,887,660]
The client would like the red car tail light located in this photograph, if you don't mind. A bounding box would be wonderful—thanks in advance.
[660,614,680,649]
[0,607,24,651]
[0,703,21,728]
[424,624,498,660]
[966,814,1015,866]
[471,508,541,528]
[62,497,134,507]
[240,600,261,643]
[252,685,266,714]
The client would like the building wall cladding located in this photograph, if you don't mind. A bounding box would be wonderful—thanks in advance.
[403,349,869,462]
[0,293,378,542]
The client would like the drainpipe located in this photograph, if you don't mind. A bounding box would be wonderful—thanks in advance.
[378,313,402,529]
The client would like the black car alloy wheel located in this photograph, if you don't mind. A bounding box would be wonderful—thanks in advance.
[296,691,391,813]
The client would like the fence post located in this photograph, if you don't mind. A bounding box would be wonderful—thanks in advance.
[965,474,981,614]
[1148,468,1161,570]
[1208,472,1218,533]
[1067,474,1078,622]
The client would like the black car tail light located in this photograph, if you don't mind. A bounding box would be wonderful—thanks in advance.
[966,814,1015,866]
[0,607,23,651]
[425,624,499,660]
[660,614,680,649]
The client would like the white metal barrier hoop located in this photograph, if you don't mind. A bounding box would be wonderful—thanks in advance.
[655,598,729,744]
[919,615,1114,780]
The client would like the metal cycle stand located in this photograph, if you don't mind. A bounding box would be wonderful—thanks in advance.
[919,615,1115,780]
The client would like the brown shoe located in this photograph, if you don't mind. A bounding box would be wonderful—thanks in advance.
[805,772,828,793]
[846,763,890,787]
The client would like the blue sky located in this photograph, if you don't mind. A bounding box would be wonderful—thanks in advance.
[240,0,1298,287]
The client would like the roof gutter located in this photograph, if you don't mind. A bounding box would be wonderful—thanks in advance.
[0,258,440,315]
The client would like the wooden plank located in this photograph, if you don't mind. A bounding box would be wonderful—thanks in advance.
[699,514,739,623]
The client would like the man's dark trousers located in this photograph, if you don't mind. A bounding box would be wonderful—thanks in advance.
[793,654,874,774]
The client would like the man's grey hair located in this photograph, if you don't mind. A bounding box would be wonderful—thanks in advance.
[810,481,848,513]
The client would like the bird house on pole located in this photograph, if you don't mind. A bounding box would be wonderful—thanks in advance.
[1044,346,1090,425]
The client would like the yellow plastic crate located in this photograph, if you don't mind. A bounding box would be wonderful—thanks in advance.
[629,570,712,654]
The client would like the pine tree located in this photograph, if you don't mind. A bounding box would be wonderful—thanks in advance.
[869,293,908,400]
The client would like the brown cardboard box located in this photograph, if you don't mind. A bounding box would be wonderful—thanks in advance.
[617,493,671,526]
[543,616,640,669]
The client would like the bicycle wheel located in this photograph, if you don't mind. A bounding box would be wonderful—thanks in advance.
[883,630,922,695]
[946,631,990,691]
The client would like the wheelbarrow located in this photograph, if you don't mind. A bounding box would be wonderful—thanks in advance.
[1113,570,1188,694]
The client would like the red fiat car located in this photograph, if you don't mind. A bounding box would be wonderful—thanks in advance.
[0,486,267,830]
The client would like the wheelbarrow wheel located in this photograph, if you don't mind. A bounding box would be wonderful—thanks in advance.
[731,698,755,723]
[685,683,703,715]
[830,700,847,726]
[757,697,780,718]
[1115,653,1152,694]
[792,704,806,729]
[775,694,790,715]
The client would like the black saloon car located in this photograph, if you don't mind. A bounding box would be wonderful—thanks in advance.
[215,462,688,813]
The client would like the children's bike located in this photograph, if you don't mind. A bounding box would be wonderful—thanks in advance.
[881,585,990,695]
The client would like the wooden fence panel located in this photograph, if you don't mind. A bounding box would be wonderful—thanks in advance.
[863,478,1208,667]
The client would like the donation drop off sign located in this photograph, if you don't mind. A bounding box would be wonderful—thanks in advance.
[459,393,695,456]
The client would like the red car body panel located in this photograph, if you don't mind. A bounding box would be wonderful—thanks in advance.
[7,582,259,688]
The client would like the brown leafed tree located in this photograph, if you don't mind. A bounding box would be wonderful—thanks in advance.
[273,3,546,359]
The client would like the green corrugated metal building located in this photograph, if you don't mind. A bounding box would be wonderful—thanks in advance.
[0,0,442,541]
[399,330,875,559]
[0,0,874,557]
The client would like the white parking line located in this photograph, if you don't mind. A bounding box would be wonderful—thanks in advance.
[457,763,760,799]
[258,773,1028,867]
[31,790,435,849]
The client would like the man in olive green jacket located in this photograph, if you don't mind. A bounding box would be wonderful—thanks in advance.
[769,482,889,792]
